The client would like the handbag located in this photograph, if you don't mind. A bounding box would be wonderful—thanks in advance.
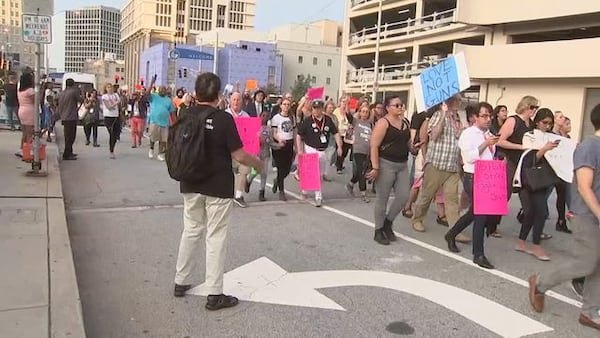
[522,154,558,192]
[77,104,88,120]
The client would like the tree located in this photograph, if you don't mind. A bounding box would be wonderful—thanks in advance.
[290,74,312,101]
[264,82,279,96]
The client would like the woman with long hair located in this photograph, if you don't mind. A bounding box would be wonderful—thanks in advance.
[270,97,296,200]
[16,72,35,159]
[83,89,101,147]
[101,83,121,159]
[515,108,560,261]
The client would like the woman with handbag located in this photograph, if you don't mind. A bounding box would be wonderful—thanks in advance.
[515,108,560,261]
[83,90,100,147]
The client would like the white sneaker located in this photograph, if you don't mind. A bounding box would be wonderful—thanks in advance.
[157,154,165,161]
[148,149,154,158]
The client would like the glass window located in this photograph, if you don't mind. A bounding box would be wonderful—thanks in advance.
[298,56,303,64]
[326,77,331,85]
[311,76,316,84]
[327,59,332,67]
[313,57,317,65]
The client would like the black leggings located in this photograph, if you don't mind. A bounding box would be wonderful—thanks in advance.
[518,188,548,245]
[272,140,294,192]
[104,117,121,153]
[555,180,568,222]
[84,123,98,143]
[336,142,353,170]
[350,153,368,191]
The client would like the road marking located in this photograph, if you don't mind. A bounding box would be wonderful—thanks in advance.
[189,257,553,338]
[267,183,583,309]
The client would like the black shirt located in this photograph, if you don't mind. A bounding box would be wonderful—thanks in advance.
[380,117,410,163]
[297,115,338,150]
[4,83,18,107]
[180,105,244,198]
[500,115,533,165]
[410,110,434,145]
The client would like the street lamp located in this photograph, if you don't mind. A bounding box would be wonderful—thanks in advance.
[371,0,383,101]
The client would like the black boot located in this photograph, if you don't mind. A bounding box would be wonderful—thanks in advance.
[556,220,572,234]
[259,190,266,202]
[374,229,390,245]
[382,218,397,241]
[444,232,460,253]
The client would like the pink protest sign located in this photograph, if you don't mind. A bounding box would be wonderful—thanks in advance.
[299,153,322,191]
[234,117,261,155]
[473,160,508,215]
[306,87,324,100]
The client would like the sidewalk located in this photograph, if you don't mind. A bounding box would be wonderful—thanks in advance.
[0,129,86,337]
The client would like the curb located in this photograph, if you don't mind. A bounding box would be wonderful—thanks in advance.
[45,140,87,338]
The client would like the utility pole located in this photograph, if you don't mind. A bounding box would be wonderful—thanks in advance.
[371,0,383,102]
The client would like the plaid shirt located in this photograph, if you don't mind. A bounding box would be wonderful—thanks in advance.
[425,110,462,172]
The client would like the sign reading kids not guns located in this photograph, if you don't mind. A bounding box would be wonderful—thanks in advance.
[412,52,471,113]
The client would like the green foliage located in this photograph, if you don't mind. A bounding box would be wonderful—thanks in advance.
[290,74,312,101]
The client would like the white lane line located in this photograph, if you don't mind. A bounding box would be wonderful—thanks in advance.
[271,183,583,309]
[68,204,183,214]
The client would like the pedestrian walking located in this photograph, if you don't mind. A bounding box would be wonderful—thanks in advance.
[57,78,80,161]
[101,83,122,159]
[270,97,296,200]
[83,90,100,147]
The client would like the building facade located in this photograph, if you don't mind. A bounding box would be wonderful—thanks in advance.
[195,20,343,99]
[65,6,123,72]
[340,0,600,140]
[138,40,283,94]
[81,56,126,90]
[121,0,256,91]
[0,0,53,71]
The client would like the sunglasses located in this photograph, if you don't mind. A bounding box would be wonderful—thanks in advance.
[530,105,539,110]
[388,103,405,109]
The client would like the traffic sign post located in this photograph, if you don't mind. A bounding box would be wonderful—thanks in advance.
[22,10,51,177]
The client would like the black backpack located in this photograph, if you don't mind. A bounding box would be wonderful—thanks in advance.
[166,106,216,182]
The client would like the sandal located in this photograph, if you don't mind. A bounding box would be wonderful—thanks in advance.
[401,209,413,218]
[436,216,449,227]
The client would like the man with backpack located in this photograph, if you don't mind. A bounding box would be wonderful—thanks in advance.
[168,72,263,311]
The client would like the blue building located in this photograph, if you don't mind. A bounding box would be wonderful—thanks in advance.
[219,41,283,93]
[139,40,283,93]
[139,42,215,92]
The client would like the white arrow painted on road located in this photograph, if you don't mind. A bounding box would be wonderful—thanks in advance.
[188,257,553,338]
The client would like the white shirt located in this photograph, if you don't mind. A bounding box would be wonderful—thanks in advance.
[458,125,495,174]
[101,93,120,118]
[255,102,262,114]
[270,113,294,141]
[226,108,249,118]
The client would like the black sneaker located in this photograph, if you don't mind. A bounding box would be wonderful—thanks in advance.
[571,278,585,298]
[173,284,191,297]
[234,197,248,208]
[206,294,239,311]
[382,218,397,242]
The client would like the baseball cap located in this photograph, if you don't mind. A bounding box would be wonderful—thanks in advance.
[311,100,324,109]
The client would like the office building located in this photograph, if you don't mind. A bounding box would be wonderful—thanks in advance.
[82,54,126,90]
[121,0,256,91]
[64,6,122,72]
[195,20,343,99]
[341,0,600,140]
[0,0,53,70]
[138,40,283,94]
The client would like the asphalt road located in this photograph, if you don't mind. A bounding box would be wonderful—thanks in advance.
[60,126,595,338]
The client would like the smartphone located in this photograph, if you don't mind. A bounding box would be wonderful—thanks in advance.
[554,139,561,144]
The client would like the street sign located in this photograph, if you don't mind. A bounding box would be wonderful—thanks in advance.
[22,14,52,44]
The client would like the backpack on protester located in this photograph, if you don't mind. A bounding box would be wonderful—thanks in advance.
[166,106,217,182]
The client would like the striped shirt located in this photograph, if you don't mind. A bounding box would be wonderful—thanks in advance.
[426,110,462,173]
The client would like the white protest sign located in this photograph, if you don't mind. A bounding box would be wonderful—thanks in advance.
[523,130,576,183]
[412,52,471,113]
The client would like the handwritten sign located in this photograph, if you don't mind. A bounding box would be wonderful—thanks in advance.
[234,117,261,155]
[412,52,471,113]
[473,160,508,215]
[307,87,324,100]
[245,79,258,91]
[522,130,576,183]
[299,153,322,191]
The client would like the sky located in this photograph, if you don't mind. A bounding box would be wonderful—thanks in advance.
[48,0,345,70]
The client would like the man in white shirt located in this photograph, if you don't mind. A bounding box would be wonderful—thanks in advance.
[226,92,251,208]
[444,102,499,269]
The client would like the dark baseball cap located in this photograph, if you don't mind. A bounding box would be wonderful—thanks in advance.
[311,100,324,109]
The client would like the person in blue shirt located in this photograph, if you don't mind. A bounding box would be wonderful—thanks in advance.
[147,86,175,161]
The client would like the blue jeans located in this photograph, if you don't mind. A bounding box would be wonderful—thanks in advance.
[5,105,18,128]
[446,173,487,257]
